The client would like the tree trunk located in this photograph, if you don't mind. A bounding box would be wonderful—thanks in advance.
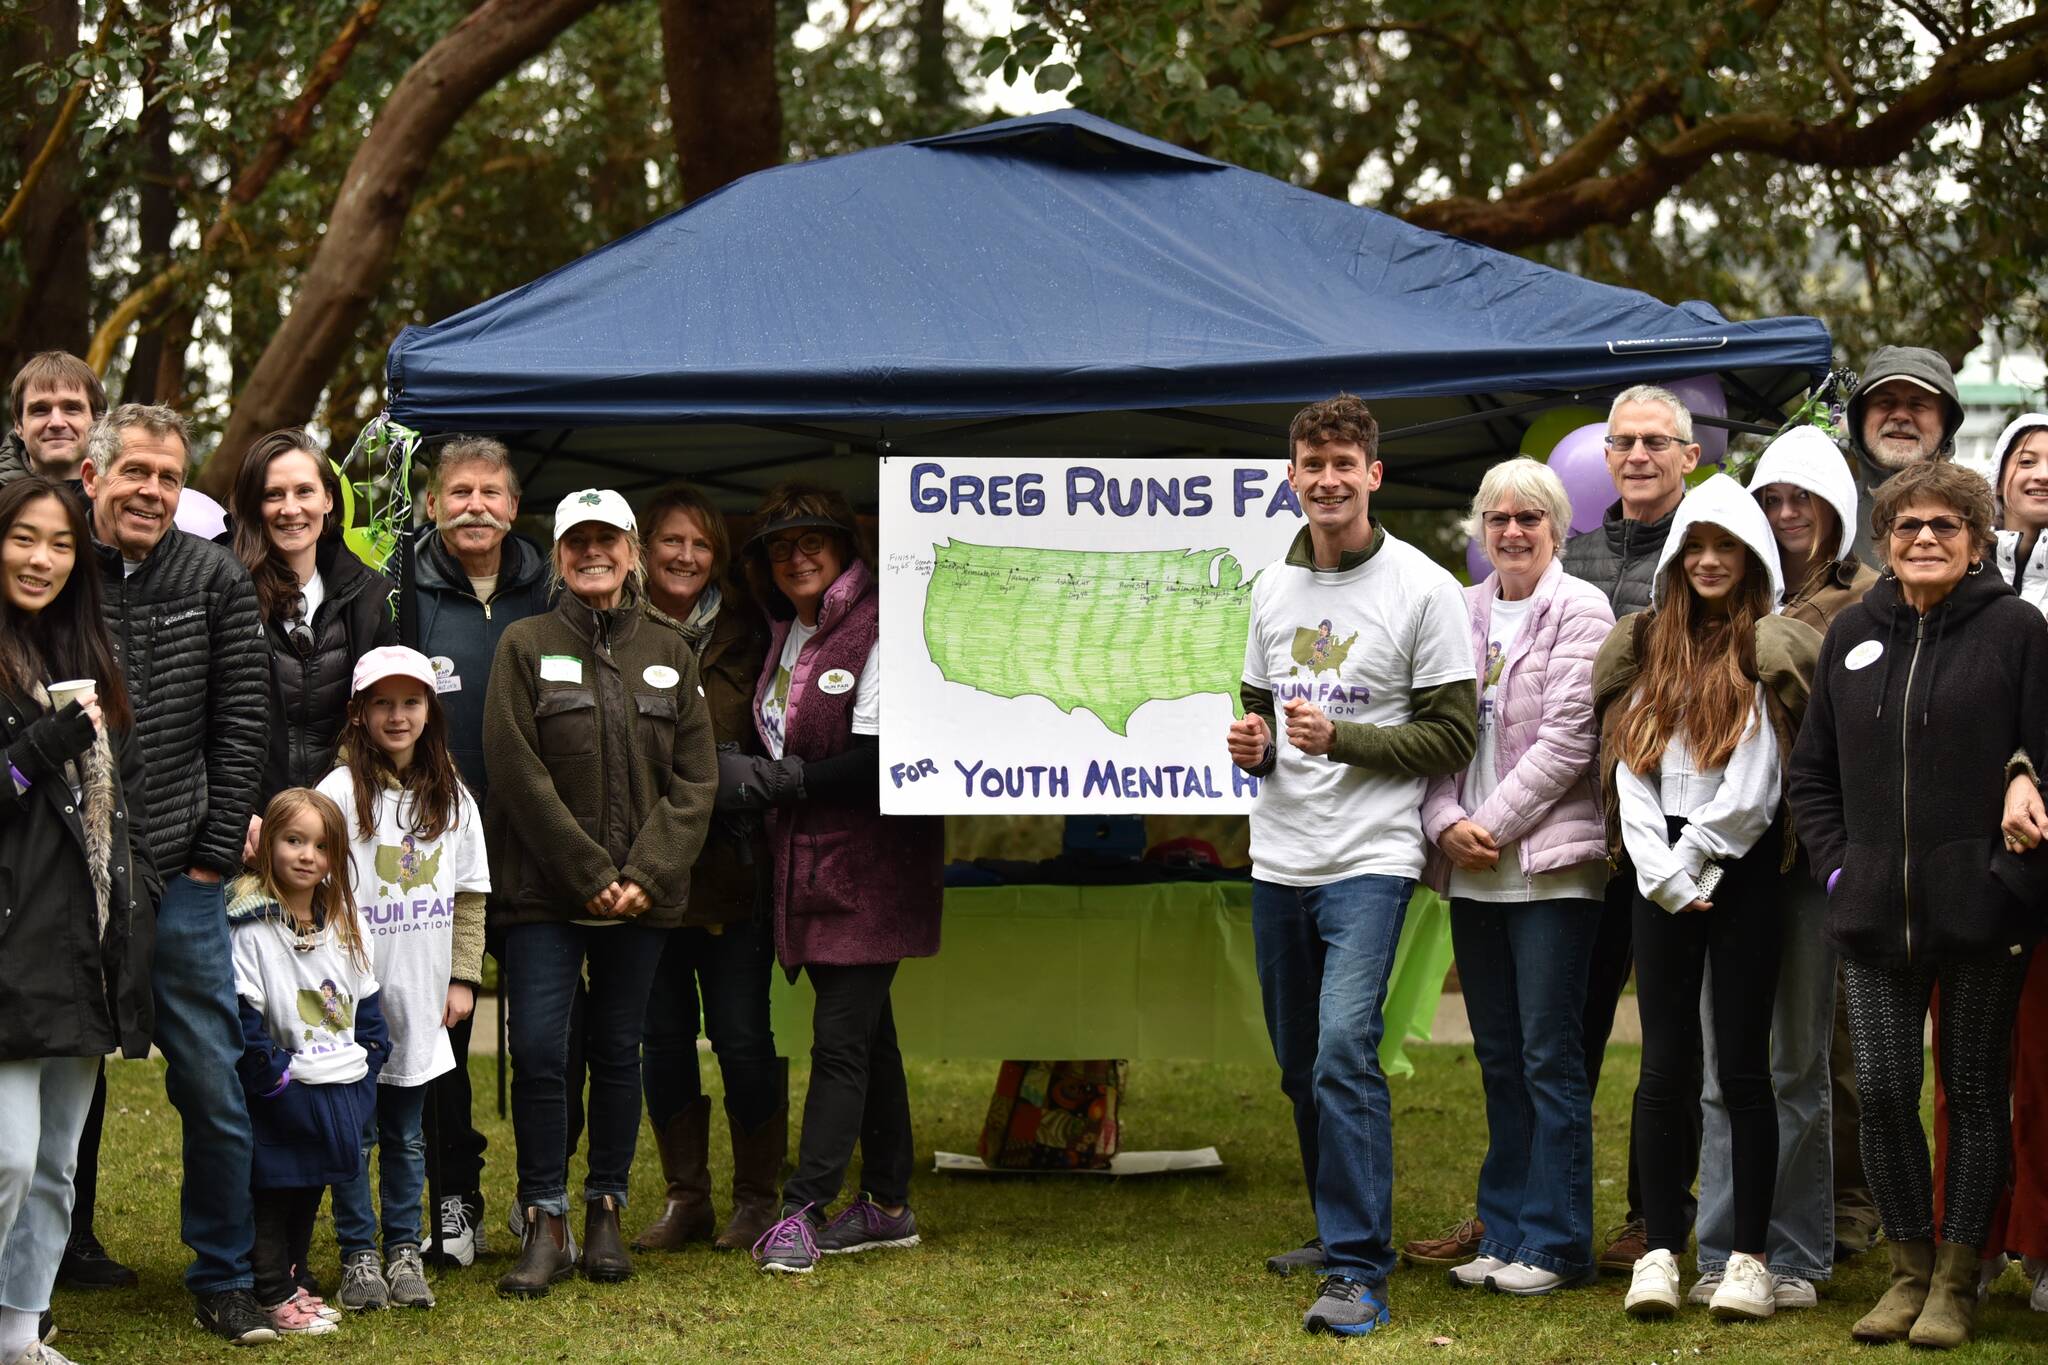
[122,56,178,403]
[0,0,91,377]
[912,0,957,112]
[661,0,782,203]
[199,0,605,495]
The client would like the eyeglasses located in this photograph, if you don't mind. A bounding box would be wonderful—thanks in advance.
[766,531,834,563]
[1603,433,1682,453]
[1481,511,1548,530]
[1888,515,1967,541]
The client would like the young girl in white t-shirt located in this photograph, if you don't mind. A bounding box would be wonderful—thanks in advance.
[315,647,488,1312]
[229,787,386,1337]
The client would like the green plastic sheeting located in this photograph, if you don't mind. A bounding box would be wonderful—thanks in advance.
[768,882,1454,1077]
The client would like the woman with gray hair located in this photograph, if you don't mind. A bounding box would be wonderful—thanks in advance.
[1419,457,1616,1295]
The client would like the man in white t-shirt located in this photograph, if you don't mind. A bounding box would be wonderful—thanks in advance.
[1225,394,1478,1338]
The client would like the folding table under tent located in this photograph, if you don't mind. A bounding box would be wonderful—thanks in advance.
[379,108,1834,513]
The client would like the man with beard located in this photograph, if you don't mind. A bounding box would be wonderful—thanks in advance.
[1844,347,1965,567]
[406,436,552,1267]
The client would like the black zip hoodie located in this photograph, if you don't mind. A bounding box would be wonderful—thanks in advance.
[1788,565,2048,966]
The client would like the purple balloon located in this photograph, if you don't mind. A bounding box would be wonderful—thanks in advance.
[1464,536,1491,583]
[1664,373,1728,465]
[174,487,227,541]
[1549,423,1616,534]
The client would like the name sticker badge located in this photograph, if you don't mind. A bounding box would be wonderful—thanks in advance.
[818,668,856,695]
[430,655,461,694]
[642,664,680,689]
[539,655,583,684]
[1844,639,1884,672]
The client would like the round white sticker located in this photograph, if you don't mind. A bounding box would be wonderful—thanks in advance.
[818,668,856,695]
[1844,639,1884,672]
[430,655,455,676]
[642,664,680,689]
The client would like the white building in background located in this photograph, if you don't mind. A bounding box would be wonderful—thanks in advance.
[1952,340,2046,480]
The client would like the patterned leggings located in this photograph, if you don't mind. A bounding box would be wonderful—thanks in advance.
[1842,953,2030,1247]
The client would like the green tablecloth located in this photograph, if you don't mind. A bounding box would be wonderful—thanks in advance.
[769,882,1454,1077]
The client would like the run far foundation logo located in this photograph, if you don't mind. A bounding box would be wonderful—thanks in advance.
[1277,618,1369,713]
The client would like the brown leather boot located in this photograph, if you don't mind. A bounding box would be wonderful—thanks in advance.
[582,1194,634,1282]
[1852,1237,1934,1342]
[716,1103,789,1251]
[496,1207,575,1298]
[630,1097,715,1251]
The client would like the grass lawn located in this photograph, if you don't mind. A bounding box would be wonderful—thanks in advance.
[56,1044,2047,1362]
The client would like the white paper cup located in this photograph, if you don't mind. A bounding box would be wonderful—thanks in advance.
[48,679,96,712]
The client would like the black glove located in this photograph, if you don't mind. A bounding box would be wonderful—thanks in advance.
[715,751,806,809]
[8,701,96,784]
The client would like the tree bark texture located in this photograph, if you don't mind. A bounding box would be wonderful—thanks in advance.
[661,0,782,204]
[1,0,91,379]
[200,0,604,493]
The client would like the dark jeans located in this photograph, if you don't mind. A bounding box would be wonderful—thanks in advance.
[1252,873,1411,1287]
[250,1187,321,1309]
[1631,825,1782,1256]
[1451,896,1600,1275]
[153,873,258,1294]
[783,962,914,1210]
[503,921,667,1215]
[1583,869,1699,1235]
[641,920,781,1132]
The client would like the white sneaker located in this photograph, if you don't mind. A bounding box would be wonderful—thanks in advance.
[1709,1251,1776,1321]
[1486,1261,1574,1296]
[1446,1253,1507,1288]
[1978,1251,2009,1301]
[1771,1273,1817,1309]
[1687,1270,1722,1305]
[429,1194,480,1268]
[1625,1248,1681,1318]
[2026,1257,2048,1312]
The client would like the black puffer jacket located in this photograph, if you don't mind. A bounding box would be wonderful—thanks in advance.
[1789,568,2048,966]
[94,528,269,877]
[0,693,158,1060]
[0,429,28,487]
[260,537,396,800]
[1561,500,1679,620]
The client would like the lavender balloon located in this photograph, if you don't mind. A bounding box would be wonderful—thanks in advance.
[1548,423,1617,534]
[1464,535,1491,584]
[1664,373,1728,465]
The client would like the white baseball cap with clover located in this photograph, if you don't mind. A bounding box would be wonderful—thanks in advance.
[351,645,440,696]
[553,488,637,543]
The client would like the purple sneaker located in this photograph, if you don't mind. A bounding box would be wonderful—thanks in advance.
[752,1204,820,1274]
[817,1195,921,1255]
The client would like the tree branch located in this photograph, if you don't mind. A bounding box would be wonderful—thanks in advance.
[0,4,120,243]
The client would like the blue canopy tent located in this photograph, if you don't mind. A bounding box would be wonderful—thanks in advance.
[384,109,1833,509]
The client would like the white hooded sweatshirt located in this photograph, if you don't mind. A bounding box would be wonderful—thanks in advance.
[1991,413,2048,613]
[1619,473,1783,911]
[1746,423,1861,580]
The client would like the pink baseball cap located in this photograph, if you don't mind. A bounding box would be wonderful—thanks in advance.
[351,645,438,696]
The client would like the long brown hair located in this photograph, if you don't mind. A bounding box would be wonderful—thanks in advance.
[0,477,132,729]
[251,788,368,972]
[336,682,463,842]
[1613,534,1775,776]
[232,428,343,623]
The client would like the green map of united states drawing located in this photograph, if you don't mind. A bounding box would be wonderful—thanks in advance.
[922,540,1255,736]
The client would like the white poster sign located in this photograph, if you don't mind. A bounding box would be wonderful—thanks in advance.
[879,455,1305,813]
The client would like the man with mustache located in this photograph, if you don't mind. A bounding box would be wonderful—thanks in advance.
[1844,347,1965,567]
[406,436,553,1268]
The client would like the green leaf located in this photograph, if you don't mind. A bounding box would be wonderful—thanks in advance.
[1035,63,1074,93]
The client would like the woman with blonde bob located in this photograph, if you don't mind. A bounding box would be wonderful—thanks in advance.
[1595,474,1820,1323]
[1420,458,1613,1295]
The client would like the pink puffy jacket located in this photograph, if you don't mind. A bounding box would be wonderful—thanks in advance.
[1421,557,1614,893]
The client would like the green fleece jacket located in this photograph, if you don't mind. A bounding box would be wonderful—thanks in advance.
[482,586,718,927]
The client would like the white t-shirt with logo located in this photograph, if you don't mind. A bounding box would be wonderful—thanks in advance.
[315,770,489,1087]
[759,620,879,759]
[232,911,381,1087]
[1243,531,1476,886]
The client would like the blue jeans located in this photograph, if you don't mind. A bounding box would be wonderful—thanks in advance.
[0,1055,99,1314]
[1253,874,1411,1287]
[153,873,257,1294]
[503,921,667,1216]
[1697,870,1834,1280]
[1450,896,1599,1276]
[640,920,781,1132]
[330,1082,428,1257]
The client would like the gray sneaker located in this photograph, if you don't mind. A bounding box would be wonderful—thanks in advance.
[385,1244,435,1309]
[816,1195,920,1254]
[1266,1236,1326,1276]
[1303,1275,1389,1336]
[338,1248,389,1311]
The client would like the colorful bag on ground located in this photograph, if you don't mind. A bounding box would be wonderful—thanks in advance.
[978,1059,1125,1169]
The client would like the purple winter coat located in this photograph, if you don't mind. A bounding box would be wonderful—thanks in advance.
[752,558,943,969]
[1422,557,1613,893]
